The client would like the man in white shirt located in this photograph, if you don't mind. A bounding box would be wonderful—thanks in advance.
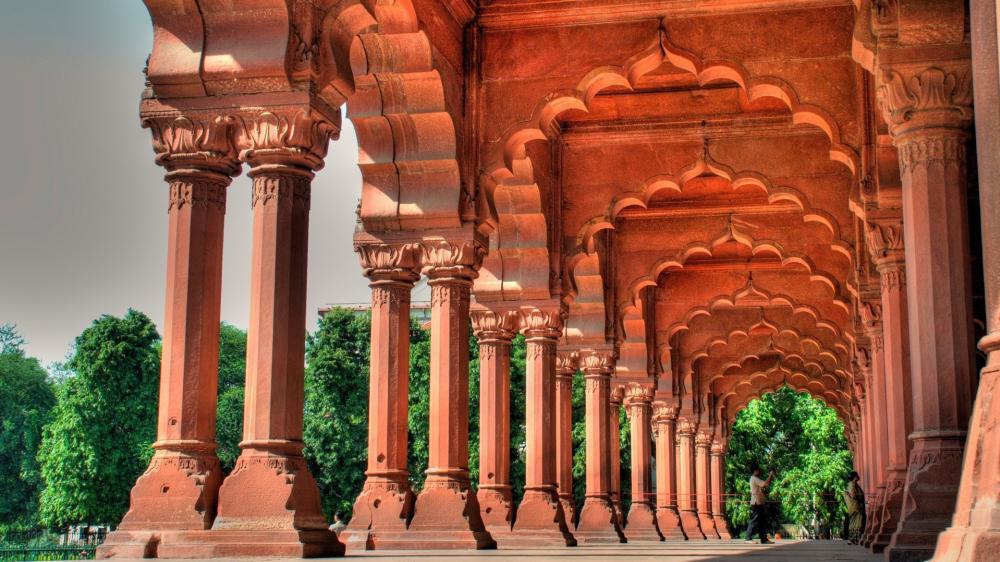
[745,466,775,544]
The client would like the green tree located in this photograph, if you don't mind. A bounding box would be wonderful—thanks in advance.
[724,387,852,534]
[36,310,160,528]
[302,309,371,517]
[215,323,247,472]
[0,327,56,529]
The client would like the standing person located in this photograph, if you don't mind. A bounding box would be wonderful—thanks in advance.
[843,472,865,545]
[745,466,775,544]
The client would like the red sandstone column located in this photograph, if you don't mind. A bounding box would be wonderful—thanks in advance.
[342,243,420,550]
[610,386,625,527]
[99,115,240,559]
[934,1,1000,557]
[472,308,518,537]
[407,240,494,549]
[211,110,340,558]
[866,218,915,553]
[624,384,662,541]
[555,351,577,526]
[862,297,888,548]
[877,56,977,562]
[652,404,686,539]
[695,430,718,539]
[677,418,706,539]
[710,440,732,539]
[511,308,576,546]
[575,349,625,543]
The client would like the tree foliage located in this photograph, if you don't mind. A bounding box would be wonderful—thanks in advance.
[0,327,56,529]
[302,309,371,517]
[36,310,160,528]
[724,387,852,533]
[215,323,247,472]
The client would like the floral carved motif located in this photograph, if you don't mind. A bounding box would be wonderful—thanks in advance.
[420,239,487,280]
[555,350,578,375]
[877,65,973,134]
[866,219,905,265]
[520,307,564,339]
[355,243,421,281]
[143,114,241,176]
[623,382,654,407]
[168,180,227,212]
[238,109,339,170]
[471,309,519,341]
[251,175,311,210]
[579,349,615,374]
[897,135,967,174]
[652,403,678,423]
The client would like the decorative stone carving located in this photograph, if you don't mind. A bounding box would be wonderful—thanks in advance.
[555,350,578,375]
[579,349,615,374]
[866,219,905,266]
[142,114,240,175]
[354,243,421,282]
[877,64,973,136]
[237,109,339,171]
[519,307,565,339]
[420,239,487,280]
[623,383,654,407]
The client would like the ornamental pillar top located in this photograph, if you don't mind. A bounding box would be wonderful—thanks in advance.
[623,382,654,407]
[471,308,519,341]
[555,351,578,377]
[354,242,422,283]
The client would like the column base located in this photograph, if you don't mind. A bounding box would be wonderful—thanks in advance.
[863,490,884,547]
[214,448,329,532]
[872,472,907,553]
[656,506,688,540]
[886,434,967,562]
[341,476,415,552]
[679,509,706,539]
[96,531,159,559]
[511,488,577,546]
[123,450,223,527]
[713,515,732,539]
[478,486,514,535]
[934,525,1000,562]
[624,502,663,542]
[575,496,625,544]
[559,493,577,528]
[155,529,341,558]
[405,478,496,549]
[699,513,720,539]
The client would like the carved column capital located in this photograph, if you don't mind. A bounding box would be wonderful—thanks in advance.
[555,350,578,376]
[710,439,726,455]
[855,342,873,377]
[866,218,906,272]
[652,402,678,425]
[420,238,486,282]
[354,243,422,283]
[519,306,565,340]
[695,431,713,448]
[877,62,973,140]
[237,108,339,174]
[579,348,616,375]
[623,383,654,408]
[676,417,697,436]
[861,297,884,338]
[142,114,242,180]
[471,308,519,342]
[610,383,626,406]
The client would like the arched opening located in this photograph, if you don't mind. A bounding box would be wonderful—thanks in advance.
[724,386,853,541]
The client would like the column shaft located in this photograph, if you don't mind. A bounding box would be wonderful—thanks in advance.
[710,444,732,539]
[344,250,419,549]
[473,310,517,536]
[695,432,718,539]
[610,390,624,526]
[624,386,661,541]
[677,419,706,539]
[408,270,494,548]
[511,310,575,546]
[101,123,240,559]
[555,354,576,526]
[652,405,685,539]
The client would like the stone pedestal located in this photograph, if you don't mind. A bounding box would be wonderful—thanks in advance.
[99,117,238,559]
[510,309,575,547]
[343,246,420,551]
[624,385,662,542]
[652,404,687,540]
[406,257,494,550]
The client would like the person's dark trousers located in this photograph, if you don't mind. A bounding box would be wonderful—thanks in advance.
[746,504,768,542]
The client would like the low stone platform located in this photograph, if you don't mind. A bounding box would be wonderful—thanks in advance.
[103,539,881,561]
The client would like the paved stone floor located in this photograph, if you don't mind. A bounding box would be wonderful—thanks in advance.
[118,540,883,561]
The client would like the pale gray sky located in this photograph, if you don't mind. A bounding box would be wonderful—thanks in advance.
[0,1,375,365]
